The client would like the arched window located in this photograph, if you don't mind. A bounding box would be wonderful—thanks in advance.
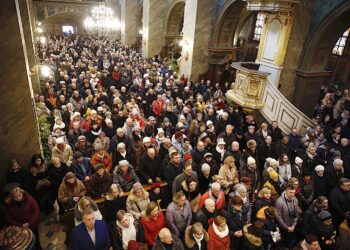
[332,28,350,56]
[253,13,264,41]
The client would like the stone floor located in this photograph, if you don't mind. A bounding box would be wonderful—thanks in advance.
[38,210,67,250]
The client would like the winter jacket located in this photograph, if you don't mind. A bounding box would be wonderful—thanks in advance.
[141,211,167,247]
[113,163,139,192]
[329,186,350,226]
[275,192,299,230]
[112,213,144,250]
[86,171,113,197]
[166,201,192,236]
[172,172,198,194]
[90,151,113,172]
[4,192,40,230]
[126,189,150,219]
[227,209,245,250]
[104,195,127,227]
[218,165,239,195]
[139,154,162,183]
[207,222,230,250]
[242,224,264,250]
[57,179,86,205]
[193,206,218,230]
[152,235,184,250]
[163,162,183,190]
[240,165,261,191]
[184,225,209,250]
[198,190,225,211]
[312,172,328,198]
[71,158,93,181]
[51,144,73,166]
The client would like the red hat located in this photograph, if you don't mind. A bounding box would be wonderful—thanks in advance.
[151,183,161,189]
[184,153,192,161]
[127,240,139,250]
[175,131,182,139]
[150,137,156,145]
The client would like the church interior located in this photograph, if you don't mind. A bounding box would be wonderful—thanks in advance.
[1,0,350,249]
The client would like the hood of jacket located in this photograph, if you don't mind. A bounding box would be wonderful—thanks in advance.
[243,224,262,247]
[184,226,209,248]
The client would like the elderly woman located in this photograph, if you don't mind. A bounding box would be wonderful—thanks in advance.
[141,202,167,247]
[90,143,113,172]
[93,132,110,152]
[104,184,126,227]
[112,142,133,167]
[58,172,87,210]
[4,186,41,248]
[74,196,103,225]
[166,191,192,237]
[219,156,239,195]
[184,222,209,250]
[113,160,139,192]
[126,182,150,219]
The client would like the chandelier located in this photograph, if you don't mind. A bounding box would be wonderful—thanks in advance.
[84,3,120,31]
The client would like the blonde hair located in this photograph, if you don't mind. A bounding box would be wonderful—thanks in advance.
[10,187,25,199]
[144,201,159,220]
[190,222,204,234]
[258,187,271,198]
[106,184,123,200]
[223,156,235,167]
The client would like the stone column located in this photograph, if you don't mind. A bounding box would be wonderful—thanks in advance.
[120,0,139,46]
[255,13,294,86]
[142,0,166,58]
[293,70,331,116]
[179,0,215,81]
[0,0,41,185]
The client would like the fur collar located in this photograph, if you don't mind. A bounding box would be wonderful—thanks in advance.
[184,226,209,248]
[243,224,262,247]
[128,189,149,202]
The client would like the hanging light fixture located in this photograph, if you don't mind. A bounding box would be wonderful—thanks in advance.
[84,3,120,32]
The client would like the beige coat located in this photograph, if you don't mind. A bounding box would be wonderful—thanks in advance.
[58,179,86,204]
[52,144,73,166]
[126,188,150,219]
[218,164,239,194]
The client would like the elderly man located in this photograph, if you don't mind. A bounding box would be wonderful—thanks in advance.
[52,137,73,166]
[193,198,218,230]
[224,141,242,169]
[87,164,113,197]
[153,228,184,250]
[329,178,350,228]
[70,209,110,250]
[198,182,225,210]
[325,159,344,190]
[110,128,134,155]
[139,148,162,184]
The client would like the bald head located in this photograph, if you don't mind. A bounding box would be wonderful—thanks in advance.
[204,198,215,213]
[159,228,173,244]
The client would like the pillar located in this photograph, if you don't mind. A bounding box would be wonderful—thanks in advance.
[0,0,41,185]
[120,0,139,46]
[255,13,294,86]
[293,70,331,117]
[142,0,166,58]
[179,0,215,81]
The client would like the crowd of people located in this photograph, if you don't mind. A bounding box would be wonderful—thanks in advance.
[1,34,350,250]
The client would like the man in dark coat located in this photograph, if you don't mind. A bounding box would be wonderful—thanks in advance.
[224,141,242,169]
[193,198,218,230]
[329,178,350,228]
[217,125,235,150]
[139,148,162,184]
[191,141,206,168]
[325,159,344,190]
[70,209,110,250]
[163,151,183,191]
[153,228,184,250]
[110,128,134,155]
